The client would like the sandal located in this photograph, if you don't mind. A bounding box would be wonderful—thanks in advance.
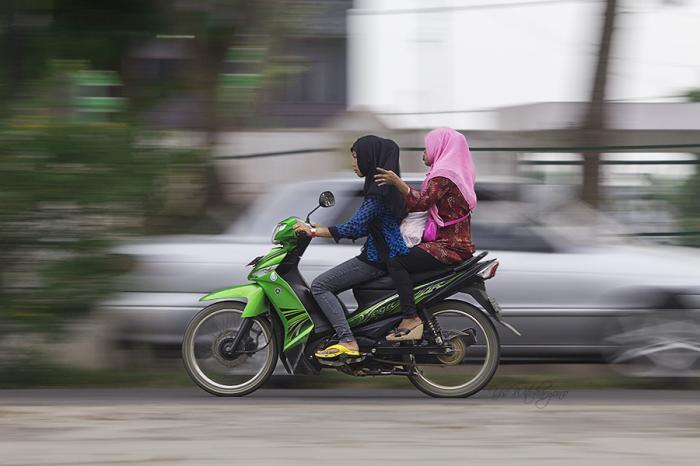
[386,323,424,342]
[315,343,361,359]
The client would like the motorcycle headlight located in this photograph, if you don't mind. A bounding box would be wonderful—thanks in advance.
[271,223,286,244]
[250,265,277,279]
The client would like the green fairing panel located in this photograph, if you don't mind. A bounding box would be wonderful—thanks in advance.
[250,217,298,273]
[272,216,299,244]
[256,271,314,351]
[199,283,268,318]
[252,247,287,272]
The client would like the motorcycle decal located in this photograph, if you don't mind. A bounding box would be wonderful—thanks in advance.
[347,272,465,327]
[347,293,401,327]
[280,308,314,351]
[249,248,287,278]
[255,272,313,351]
[413,273,463,303]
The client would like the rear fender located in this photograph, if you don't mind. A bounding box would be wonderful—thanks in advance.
[199,283,268,318]
[462,281,522,337]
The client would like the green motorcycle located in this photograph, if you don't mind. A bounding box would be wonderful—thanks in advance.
[182,191,520,398]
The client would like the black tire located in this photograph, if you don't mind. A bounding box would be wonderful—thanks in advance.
[408,300,500,398]
[182,301,278,397]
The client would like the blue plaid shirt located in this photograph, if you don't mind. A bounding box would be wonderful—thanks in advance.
[329,197,409,262]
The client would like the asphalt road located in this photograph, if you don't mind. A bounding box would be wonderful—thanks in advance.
[2,388,700,466]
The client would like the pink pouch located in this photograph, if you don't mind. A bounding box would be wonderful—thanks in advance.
[422,217,439,242]
[422,211,469,242]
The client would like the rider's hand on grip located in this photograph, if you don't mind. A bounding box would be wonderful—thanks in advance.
[293,219,312,239]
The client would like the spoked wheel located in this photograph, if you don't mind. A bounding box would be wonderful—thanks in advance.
[407,300,500,398]
[182,302,278,396]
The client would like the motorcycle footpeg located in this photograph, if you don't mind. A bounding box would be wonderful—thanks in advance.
[317,359,345,367]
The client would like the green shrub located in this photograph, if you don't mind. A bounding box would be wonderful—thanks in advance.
[0,119,206,334]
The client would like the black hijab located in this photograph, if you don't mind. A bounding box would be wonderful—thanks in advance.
[351,135,408,222]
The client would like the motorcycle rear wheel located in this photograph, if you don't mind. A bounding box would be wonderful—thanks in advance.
[407,300,500,398]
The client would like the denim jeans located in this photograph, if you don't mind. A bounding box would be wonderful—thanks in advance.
[311,257,386,342]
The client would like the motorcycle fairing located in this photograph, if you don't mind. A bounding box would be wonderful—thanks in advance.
[255,271,314,351]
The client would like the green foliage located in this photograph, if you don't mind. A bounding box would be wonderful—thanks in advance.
[0,1,163,110]
[0,0,299,344]
[1,0,307,128]
[0,117,207,332]
[0,360,193,388]
[685,89,700,103]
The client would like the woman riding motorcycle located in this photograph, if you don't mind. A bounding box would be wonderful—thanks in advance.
[293,135,411,358]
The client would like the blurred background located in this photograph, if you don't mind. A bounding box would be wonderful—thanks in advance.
[1,0,699,387]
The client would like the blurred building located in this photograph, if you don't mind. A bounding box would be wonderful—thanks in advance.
[260,0,350,127]
[129,0,352,130]
[348,0,700,123]
[120,0,700,217]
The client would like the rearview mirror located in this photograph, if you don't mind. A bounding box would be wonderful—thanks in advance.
[319,191,335,208]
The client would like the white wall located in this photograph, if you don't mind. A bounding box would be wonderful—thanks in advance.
[214,131,348,202]
[497,102,700,130]
[349,0,700,129]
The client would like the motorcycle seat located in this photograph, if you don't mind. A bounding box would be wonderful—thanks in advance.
[353,251,488,291]
[354,268,449,291]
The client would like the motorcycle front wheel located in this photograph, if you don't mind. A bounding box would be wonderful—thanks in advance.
[407,300,500,398]
[182,302,278,397]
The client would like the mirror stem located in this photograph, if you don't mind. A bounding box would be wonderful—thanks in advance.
[305,205,322,223]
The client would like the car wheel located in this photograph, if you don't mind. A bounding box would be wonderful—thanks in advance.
[604,309,700,378]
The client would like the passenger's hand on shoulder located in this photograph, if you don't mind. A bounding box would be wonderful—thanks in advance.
[374,168,400,187]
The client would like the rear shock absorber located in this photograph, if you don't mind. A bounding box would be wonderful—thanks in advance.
[419,307,443,345]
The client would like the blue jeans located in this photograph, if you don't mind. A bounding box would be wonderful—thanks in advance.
[311,257,386,343]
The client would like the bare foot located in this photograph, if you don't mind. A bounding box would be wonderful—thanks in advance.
[341,339,359,351]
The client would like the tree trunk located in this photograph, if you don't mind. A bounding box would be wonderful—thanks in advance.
[200,38,231,210]
[581,0,618,208]
[0,7,24,119]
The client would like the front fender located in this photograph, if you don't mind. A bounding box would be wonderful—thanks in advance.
[199,283,268,318]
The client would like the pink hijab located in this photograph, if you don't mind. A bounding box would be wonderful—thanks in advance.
[422,128,477,224]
